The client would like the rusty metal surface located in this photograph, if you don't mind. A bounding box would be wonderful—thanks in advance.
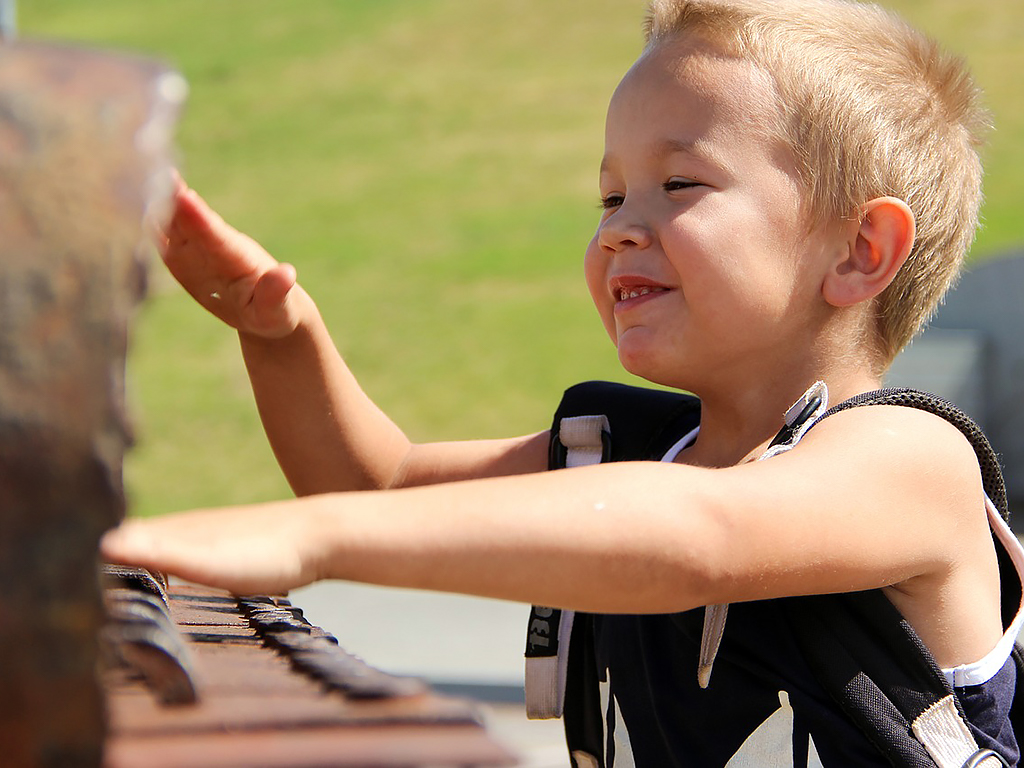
[103,580,516,767]
[0,39,182,767]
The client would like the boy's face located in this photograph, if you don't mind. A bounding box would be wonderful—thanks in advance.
[584,37,841,391]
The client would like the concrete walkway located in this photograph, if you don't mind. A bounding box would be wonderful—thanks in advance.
[290,581,568,765]
[290,581,528,688]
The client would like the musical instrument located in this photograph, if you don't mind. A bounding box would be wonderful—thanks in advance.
[103,566,515,767]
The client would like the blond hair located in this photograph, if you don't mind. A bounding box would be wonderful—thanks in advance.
[645,0,990,366]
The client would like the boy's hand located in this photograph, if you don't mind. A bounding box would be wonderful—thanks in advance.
[100,501,327,597]
[158,174,305,339]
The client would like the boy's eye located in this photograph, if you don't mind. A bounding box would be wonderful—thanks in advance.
[599,193,624,210]
[663,177,700,192]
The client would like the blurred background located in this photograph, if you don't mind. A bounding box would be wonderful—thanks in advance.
[19,0,1023,761]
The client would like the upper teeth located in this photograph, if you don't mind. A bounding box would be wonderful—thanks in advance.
[620,286,659,301]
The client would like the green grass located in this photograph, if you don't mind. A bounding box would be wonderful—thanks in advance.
[18,1,1024,516]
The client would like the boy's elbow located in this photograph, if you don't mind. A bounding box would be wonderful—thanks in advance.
[286,460,404,496]
[668,516,735,609]
[627,483,737,613]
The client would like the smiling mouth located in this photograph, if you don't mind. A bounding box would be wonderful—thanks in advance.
[618,286,668,301]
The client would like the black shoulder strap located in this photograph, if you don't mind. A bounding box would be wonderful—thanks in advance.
[1011,645,1024,754]
[786,590,958,766]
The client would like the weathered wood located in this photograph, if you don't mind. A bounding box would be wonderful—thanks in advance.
[0,40,183,767]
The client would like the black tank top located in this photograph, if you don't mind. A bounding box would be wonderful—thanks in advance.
[592,598,1018,766]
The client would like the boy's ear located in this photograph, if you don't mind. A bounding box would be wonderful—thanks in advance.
[822,197,915,308]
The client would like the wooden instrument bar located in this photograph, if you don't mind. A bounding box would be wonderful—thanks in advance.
[102,567,515,767]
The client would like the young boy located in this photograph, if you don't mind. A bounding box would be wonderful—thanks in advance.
[102,0,1022,764]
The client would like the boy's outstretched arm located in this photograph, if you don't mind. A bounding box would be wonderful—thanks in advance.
[159,177,548,495]
[103,403,998,667]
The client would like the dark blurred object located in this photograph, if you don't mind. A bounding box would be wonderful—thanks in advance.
[0,31,514,767]
[0,37,183,767]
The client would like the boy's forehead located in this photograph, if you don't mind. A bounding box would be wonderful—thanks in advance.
[603,38,787,166]
[616,36,781,126]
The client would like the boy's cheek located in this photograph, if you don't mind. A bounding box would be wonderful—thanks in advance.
[593,301,619,345]
[605,317,620,345]
[583,237,617,341]
[591,288,618,343]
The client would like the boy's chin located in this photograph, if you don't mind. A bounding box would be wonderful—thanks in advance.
[617,348,682,389]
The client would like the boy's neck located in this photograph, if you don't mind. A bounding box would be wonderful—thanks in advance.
[675,366,882,468]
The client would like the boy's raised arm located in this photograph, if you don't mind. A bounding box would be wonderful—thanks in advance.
[159,177,547,495]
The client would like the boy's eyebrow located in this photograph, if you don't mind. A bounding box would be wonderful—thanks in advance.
[660,138,702,156]
[599,138,716,176]
[658,137,722,168]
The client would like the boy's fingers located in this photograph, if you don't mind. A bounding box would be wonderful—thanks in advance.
[101,521,161,568]
[166,187,230,255]
[263,263,298,300]
[140,167,182,249]
[161,199,270,312]
[153,175,299,336]
[100,508,314,596]
[102,516,228,584]
[166,187,277,280]
[256,263,297,309]
[236,263,299,337]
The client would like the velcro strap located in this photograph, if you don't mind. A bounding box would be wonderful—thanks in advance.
[559,415,610,468]
[911,694,985,767]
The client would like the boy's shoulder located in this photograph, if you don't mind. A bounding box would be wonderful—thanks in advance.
[806,388,1007,519]
[798,393,992,525]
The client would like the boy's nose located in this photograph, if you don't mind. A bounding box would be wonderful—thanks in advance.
[597,209,653,253]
